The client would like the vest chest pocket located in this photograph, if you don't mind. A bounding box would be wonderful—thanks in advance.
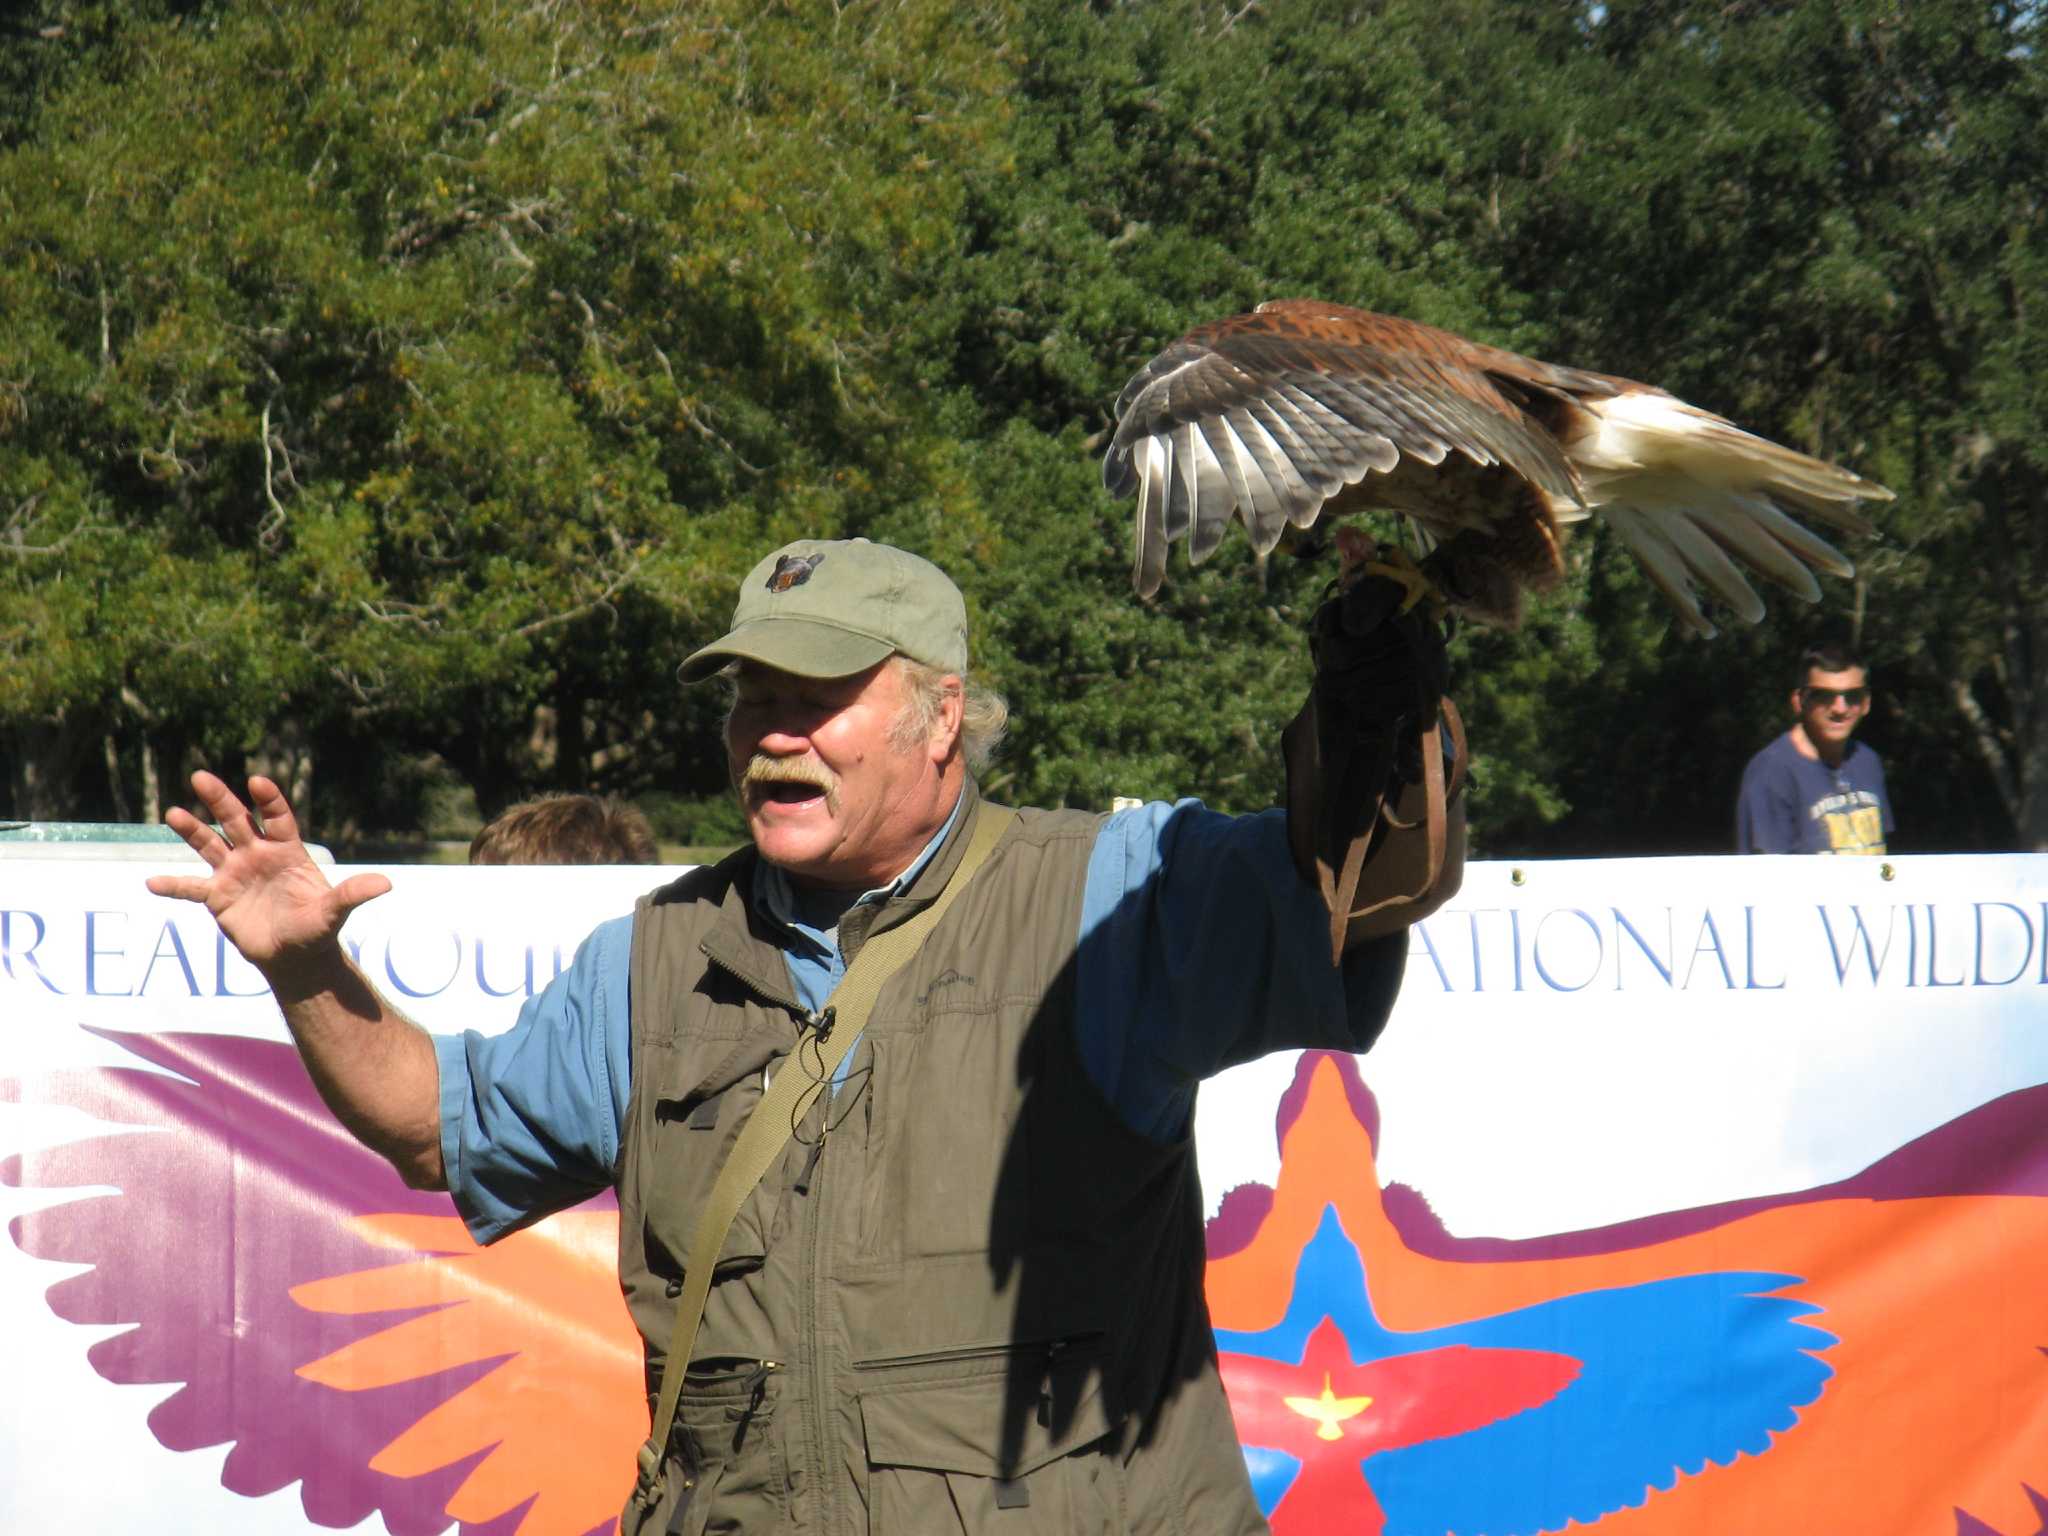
[861,1003,1037,1261]
[641,1031,786,1292]
[855,1338,1127,1536]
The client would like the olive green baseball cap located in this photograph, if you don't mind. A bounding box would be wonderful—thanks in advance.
[678,538,969,684]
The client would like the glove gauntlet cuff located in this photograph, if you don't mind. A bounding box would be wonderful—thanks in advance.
[1284,570,1467,963]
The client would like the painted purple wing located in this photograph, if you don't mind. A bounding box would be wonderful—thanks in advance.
[2,1028,617,1536]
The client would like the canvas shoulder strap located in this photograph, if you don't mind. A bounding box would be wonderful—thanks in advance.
[630,802,1018,1509]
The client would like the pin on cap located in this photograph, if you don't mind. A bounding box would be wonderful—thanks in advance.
[678,539,969,684]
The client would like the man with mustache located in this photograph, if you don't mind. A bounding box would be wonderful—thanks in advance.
[150,536,1462,1536]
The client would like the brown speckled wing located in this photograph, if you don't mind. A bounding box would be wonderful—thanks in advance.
[1103,302,1598,595]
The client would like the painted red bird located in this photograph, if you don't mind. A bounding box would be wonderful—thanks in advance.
[1204,1050,2048,1536]
[1102,300,1893,635]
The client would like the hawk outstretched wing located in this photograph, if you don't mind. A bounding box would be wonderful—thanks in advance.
[1104,300,1891,634]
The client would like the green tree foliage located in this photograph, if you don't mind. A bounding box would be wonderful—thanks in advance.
[1451,0,2044,850]
[2,0,2034,850]
[1,0,1013,827]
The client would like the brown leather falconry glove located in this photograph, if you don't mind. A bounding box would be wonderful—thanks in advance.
[1282,552,1468,964]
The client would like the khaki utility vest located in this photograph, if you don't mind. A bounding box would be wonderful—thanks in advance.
[617,786,1270,1536]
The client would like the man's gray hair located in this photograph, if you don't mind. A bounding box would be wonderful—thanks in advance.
[890,658,1009,774]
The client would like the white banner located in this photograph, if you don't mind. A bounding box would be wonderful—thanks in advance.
[5,852,2046,1536]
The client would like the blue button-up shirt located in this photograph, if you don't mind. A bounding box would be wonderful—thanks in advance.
[752,793,963,1013]
[751,793,963,1089]
[436,798,1407,1242]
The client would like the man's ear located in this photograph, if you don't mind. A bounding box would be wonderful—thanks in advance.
[928,675,965,764]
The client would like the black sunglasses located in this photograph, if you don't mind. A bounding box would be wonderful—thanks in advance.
[1802,686,1869,708]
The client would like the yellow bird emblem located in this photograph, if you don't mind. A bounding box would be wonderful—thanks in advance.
[1282,1373,1374,1441]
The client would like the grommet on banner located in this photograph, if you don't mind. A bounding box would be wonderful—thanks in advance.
[1880,863,1895,881]
[1510,868,1526,886]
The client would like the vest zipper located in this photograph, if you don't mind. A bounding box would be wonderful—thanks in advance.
[791,1136,825,1195]
[695,944,836,1532]
[699,945,806,1016]
[680,1356,784,1390]
[802,1084,834,1536]
[698,948,837,1098]
[850,1330,1104,1373]
[1037,1338,1070,1427]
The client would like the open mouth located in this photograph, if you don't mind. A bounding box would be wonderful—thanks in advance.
[738,754,837,816]
[758,780,825,804]
[747,775,834,815]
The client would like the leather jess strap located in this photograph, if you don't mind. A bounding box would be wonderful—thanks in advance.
[629,803,1018,1514]
[1328,698,1467,956]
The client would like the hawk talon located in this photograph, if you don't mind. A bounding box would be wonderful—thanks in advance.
[1355,548,1442,620]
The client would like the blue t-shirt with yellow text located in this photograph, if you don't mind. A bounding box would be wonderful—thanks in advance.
[1736,733,1892,855]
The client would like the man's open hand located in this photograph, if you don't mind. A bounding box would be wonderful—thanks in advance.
[146,772,393,981]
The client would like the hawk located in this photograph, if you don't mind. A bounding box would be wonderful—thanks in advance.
[1102,300,1892,635]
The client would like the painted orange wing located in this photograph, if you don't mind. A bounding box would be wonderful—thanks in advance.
[293,1208,646,1536]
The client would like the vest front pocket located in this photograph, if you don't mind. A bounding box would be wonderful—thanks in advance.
[658,1359,791,1536]
[856,1337,1126,1535]
[641,1033,785,1292]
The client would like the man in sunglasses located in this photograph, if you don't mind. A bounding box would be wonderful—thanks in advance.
[1736,642,1893,854]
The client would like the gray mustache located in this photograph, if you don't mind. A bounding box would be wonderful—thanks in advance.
[739,756,840,810]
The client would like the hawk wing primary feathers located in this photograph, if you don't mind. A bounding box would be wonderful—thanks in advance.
[1102,299,1892,635]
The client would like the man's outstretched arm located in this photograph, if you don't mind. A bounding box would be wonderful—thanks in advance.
[146,771,447,1189]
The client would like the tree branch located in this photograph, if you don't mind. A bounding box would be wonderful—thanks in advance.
[485,58,601,146]
[357,598,445,631]
[514,553,644,638]
[1948,675,2019,829]
[649,345,764,474]
[2,495,91,556]
[258,400,288,550]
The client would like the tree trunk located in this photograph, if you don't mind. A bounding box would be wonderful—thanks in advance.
[13,715,83,820]
[148,727,193,823]
[139,732,161,824]
[103,733,133,821]
[2019,605,2048,852]
[118,686,163,822]
[250,719,315,823]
